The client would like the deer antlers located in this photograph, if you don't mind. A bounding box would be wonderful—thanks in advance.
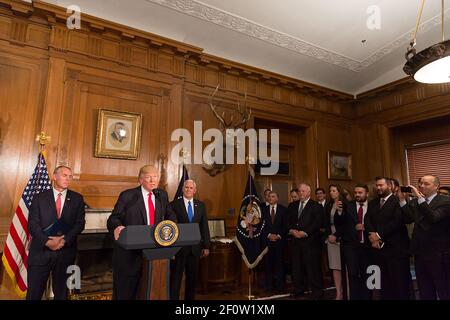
[209,85,251,131]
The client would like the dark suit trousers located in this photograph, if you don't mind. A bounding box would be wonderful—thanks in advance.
[170,253,200,300]
[112,271,141,300]
[26,250,74,300]
[265,240,284,291]
[415,253,449,300]
[373,250,411,300]
[291,240,323,298]
[342,243,372,300]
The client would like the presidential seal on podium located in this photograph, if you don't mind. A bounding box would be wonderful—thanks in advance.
[154,220,179,247]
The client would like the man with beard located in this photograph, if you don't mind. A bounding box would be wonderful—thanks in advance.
[398,175,450,300]
[335,184,372,300]
[365,177,411,300]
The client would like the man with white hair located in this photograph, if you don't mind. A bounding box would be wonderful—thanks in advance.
[287,183,324,300]
[169,179,210,300]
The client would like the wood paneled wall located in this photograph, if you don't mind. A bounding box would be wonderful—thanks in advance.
[1,0,447,243]
[353,79,450,187]
[1,0,449,297]
[0,0,354,249]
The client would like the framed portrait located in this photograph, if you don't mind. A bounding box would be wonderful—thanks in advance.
[95,109,142,160]
[328,151,352,180]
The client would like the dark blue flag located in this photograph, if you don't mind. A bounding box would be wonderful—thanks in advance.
[234,170,268,269]
[173,165,189,200]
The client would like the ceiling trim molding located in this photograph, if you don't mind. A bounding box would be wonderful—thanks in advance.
[148,0,450,72]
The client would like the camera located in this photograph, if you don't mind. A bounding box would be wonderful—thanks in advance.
[400,186,412,193]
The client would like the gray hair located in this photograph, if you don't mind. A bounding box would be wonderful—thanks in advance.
[422,175,440,187]
[183,179,197,189]
[53,165,72,175]
[298,183,311,192]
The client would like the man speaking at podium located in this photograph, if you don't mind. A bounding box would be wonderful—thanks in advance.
[107,165,175,300]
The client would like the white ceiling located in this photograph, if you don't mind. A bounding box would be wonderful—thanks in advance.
[37,0,450,95]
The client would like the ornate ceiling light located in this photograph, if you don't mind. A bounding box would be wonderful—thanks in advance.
[404,0,450,83]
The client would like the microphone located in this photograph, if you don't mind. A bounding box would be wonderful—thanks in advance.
[152,189,164,221]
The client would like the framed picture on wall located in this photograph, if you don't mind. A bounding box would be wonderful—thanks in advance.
[328,151,352,180]
[95,109,142,160]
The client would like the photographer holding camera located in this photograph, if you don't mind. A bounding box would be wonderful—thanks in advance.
[397,175,450,300]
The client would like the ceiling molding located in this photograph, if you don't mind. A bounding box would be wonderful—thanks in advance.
[148,0,450,72]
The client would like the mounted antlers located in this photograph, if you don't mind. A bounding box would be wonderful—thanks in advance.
[202,85,252,176]
[209,85,251,131]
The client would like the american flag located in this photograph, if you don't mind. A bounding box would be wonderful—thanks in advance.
[2,152,52,297]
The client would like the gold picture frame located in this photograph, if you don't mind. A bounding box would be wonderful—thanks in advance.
[95,109,142,160]
[328,151,352,180]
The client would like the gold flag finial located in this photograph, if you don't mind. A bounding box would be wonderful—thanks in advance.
[181,148,190,163]
[35,131,51,150]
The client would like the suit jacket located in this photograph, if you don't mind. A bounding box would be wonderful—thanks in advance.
[263,204,287,241]
[401,194,450,254]
[365,195,410,257]
[334,200,372,246]
[107,186,174,275]
[168,198,210,257]
[28,188,86,266]
[286,199,324,246]
[323,200,347,238]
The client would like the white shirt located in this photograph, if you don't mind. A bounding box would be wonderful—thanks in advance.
[296,198,310,237]
[418,192,438,205]
[299,198,310,211]
[141,186,156,225]
[380,193,393,204]
[269,204,278,215]
[183,196,195,218]
[53,188,67,213]
[319,200,326,207]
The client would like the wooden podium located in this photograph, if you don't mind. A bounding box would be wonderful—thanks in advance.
[117,224,200,300]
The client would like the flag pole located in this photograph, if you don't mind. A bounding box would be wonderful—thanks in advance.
[35,132,55,299]
[248,268,254,300]
[245,155,255,300]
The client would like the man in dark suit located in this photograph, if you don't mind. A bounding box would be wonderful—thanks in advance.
[27,165,85,300]
[365,177,411,300]
[262,188,271,208]
[107,165,174,300]
[287,183,324,299]
[169,179,210,300]
[398,175,450,300]
[335,184,373,300]
[262,191,287,293]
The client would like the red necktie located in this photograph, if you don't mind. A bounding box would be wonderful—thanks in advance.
[56,193,62,219]
[148,192,155,225]
[358,203,364,242]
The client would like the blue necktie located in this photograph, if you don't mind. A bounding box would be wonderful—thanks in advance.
[188,201,194,222]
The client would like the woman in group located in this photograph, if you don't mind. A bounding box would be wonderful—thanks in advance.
[324,184,346,300]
